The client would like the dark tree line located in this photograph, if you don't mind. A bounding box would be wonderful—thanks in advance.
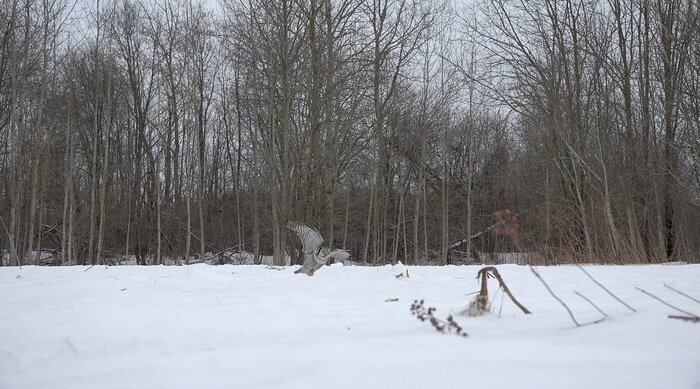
[1,0,698,266]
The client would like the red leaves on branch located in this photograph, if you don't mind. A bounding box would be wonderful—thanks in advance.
[492,209,520,238]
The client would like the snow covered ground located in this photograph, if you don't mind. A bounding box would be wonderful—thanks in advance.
[1,263,699,389]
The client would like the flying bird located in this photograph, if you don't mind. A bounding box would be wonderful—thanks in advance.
[287,221,350,275]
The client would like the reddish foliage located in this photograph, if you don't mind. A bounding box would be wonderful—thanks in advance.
[492,209,520,237]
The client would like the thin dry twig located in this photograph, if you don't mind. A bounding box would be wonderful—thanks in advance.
[636,287,700,318]
[574,290,608,318]
[664,283,700,305]
[576,265,636,312]
[497,287,506,318]
[530,266,604,327]
[0,215,21,268]
[411,300,468,337]
[668,315,700,323]
[531,266,581,326]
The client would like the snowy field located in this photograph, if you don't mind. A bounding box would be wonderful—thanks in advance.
[1,263,699,389]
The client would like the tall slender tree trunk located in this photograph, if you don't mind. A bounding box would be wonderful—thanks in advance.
[61,93,73,265]
[198,120,206,260]
[26,9,51,265]
[156,155,162,265]
[234,71,244,253]
[342,188,350,250]
[8,0,23,266]
[96,79,111,266]
[88,3,101,265]
[185,114,193,265]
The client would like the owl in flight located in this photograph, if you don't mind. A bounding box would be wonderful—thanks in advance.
[287,221,350,276]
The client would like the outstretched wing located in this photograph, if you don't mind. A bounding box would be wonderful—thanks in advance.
[287,221,324,254]
[327,249,350,263]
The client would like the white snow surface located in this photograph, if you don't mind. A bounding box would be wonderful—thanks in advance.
[1,264,699,389]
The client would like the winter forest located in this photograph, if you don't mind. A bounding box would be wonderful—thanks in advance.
[2,2,700,388]
[1,0,700,267]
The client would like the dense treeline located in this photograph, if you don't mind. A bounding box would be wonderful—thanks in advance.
[0,0,698,266]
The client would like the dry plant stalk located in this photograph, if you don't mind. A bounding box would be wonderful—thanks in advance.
[577,265,636,312]
[664,283,700,305]
[465,266,531,316]
[574,290,608,318]
[395,270,410,279]
[411,300,467,337]
[467,268,491,316]
[530,266,604,327]
[668,315,700,323]
[636,287,700,320]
